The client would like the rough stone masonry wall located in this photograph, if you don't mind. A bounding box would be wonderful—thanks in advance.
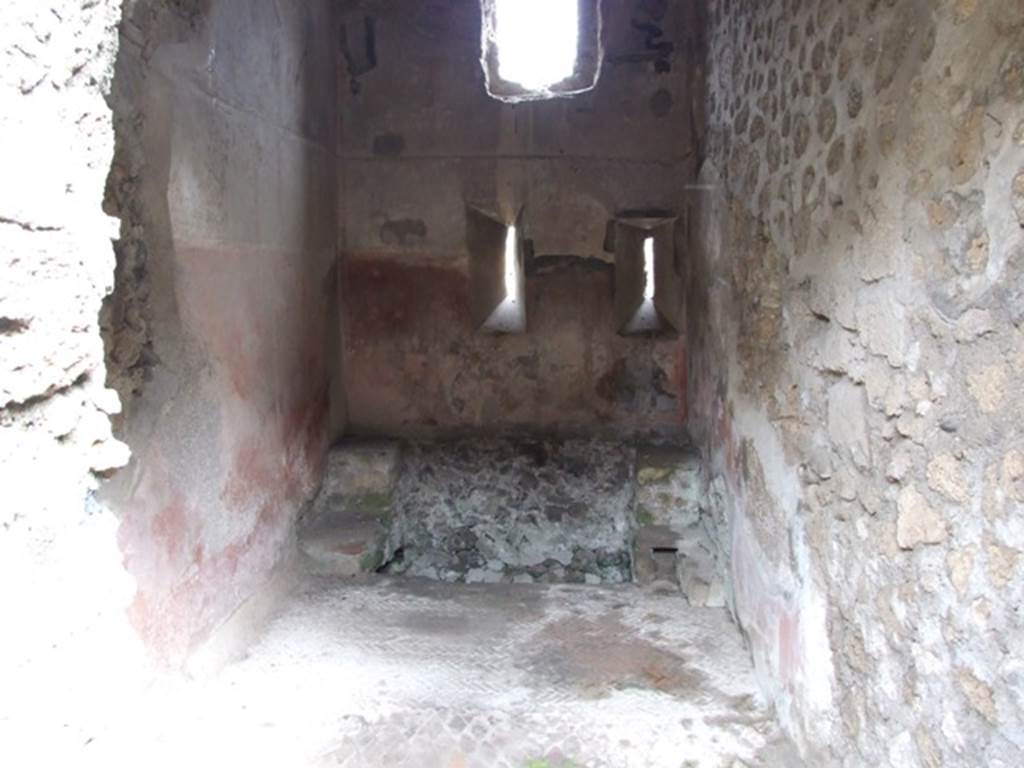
[102,0,339,663]
[688,0,1024,765]
[0,0,146,742]
[337,0,701,437]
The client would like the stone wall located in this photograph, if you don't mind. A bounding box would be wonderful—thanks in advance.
[0,0,144,746]
[689,0,1024,764]
[102,0,339,663]
[336,0,701,437]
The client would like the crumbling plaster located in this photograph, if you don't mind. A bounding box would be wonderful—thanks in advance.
[689,0,1024,765]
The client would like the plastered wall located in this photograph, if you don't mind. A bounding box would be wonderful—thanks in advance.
[335,0,701,437]
[343,255,686,436]
[103,0,339,662]
[689,0,1024,764]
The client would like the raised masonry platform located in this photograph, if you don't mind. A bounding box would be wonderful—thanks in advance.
[298,438,725,606]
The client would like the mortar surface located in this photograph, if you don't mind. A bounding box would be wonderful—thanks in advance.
[69,575,801,767]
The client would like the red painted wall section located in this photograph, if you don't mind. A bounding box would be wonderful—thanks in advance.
[117,245,329,662]
[104,0,338,664]
[342,255,686,438]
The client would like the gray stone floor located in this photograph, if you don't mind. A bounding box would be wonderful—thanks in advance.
[166,576,800,767]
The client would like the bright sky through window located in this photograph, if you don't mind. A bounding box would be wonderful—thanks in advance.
[643,236,655,301]
[504,225,520,301]
[481,223,525,333]
[495,0,579,90]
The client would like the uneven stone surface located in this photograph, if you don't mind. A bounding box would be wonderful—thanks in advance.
[389,439,636,584]
[690,0,1024,764]
[305,439,730,595]
[632,444,725,606]
[0,0,145,740]
[300,501,394,578]
[896,485,947,550]
[317,441,401,499]
[635,444,704,529]
[38,577,801,767]
[299,442,401,576]
[1,2,126,524]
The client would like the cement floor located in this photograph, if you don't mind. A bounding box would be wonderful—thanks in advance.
[24,575,802,767]
[194,577,802,766]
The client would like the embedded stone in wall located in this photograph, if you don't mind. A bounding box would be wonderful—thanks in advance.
[958,668,999,725]
[827,380,870,469]
[986,544,1020,589]
[896,485,947,550]
[926,453,969,504]
[967,364,1009,414]
[947,547,975,596]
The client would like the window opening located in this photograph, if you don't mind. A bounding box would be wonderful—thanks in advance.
[467,205,526,335]
[642,236,655,301]
[483,223,526,333]
[504,225,520,300]
[622,235,660,334]
[481,0,603,103]
[613,216,681,338]
[495,0,579,91]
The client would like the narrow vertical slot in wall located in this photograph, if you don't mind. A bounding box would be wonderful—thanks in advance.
[486,223,527,333]
[615,218,679,337]
[503,225,520,300]
[643,236,656,301]
[467,207,526,334]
